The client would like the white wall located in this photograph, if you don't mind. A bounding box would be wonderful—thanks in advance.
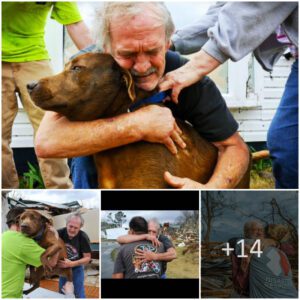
[232,57,293,142]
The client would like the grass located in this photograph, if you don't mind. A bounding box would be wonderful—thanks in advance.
[166,246,199,279]
[19,162,45,189]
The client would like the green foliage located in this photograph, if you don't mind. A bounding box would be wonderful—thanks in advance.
[19,162,45,189]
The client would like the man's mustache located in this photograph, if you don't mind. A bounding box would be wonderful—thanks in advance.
[130,67,157,77]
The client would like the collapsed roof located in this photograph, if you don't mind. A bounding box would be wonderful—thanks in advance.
[7,197,82,216]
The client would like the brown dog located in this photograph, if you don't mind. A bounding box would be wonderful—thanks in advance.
[28,52,250,188]
[19,210,72,294]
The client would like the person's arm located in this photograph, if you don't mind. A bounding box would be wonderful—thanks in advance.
[113,249,125,278]
[160,2,297,103]
[117,234,161,247]
[112,273,124,279]
[135,247,177,262]
[164,132,250,189]
[231,254,250,294]
[35,106,186,158]
[58,253,91,268]
[171,2,224,54]
[66,21,94,50]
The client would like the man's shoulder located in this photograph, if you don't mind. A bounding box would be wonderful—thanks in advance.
[2,230,43,251]
[78,229,90,240]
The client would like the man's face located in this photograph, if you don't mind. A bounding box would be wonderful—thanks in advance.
[66,217,81,239]
[107,10,170,91]
[249,224,265,239]
[148,222,158,237]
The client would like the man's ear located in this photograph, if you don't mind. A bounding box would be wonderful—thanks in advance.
[122,69,136,102]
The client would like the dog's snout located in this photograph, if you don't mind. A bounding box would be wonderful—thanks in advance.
[27,81,38,93]
[20,223,29,229]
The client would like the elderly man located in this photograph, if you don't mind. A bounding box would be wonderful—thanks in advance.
[57,213,91,298]
[117,218,176,278]
[36,2,249,189]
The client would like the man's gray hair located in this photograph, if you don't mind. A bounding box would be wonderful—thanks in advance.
[95,2,175,50]
[148,218,161,232]
[66,212,84,227]
[244,220,264,238]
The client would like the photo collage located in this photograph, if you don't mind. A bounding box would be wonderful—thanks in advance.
[1,1,299,299]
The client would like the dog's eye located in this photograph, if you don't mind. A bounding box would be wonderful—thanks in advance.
[71,66,81,72]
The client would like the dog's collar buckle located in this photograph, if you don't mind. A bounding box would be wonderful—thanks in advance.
[129,91,170,112]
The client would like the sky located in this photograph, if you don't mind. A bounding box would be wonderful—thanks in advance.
[6,190,100,209]
[102,210,191,225]
[201,191,298,241]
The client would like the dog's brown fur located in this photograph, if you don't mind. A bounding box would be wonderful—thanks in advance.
[29,52,250,188]
[19,210,72,293]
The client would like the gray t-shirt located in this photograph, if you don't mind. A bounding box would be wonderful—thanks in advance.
[113,240,164,279]
[250,246,298,298]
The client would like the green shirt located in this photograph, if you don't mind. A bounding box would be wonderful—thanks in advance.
[2,231,45,298]
[2,2,82,62]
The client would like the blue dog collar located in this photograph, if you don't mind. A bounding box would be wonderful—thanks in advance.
[129,91,170,111]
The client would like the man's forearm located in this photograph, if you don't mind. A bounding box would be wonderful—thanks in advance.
[154,248,177,262]
[66,21,94,50]
[36,105,182,158]
[117,234,147,244]
[72,256,90,267]
[35,112,143,158]
[207,134,250,188]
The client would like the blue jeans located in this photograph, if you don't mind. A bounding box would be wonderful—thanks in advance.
[267,59,298,188]
[59,266,85,298]
[71,156,98,189]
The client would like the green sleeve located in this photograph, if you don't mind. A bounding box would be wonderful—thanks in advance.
[21,239,45,267]
[51,2,82,25]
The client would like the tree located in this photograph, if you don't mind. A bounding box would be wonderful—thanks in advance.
[106,211,127,227]
[201,191,236,243]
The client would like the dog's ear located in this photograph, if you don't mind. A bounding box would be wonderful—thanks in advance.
[122,69,136,102]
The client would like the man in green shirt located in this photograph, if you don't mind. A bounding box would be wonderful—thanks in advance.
[2,207,74,298]
[2,207,45,298]
[2,2,93,189]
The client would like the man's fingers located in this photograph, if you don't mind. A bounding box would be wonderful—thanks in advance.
[171,87,181,104]
[158,76,173,92]
[171,129,186,149]
[164,171,185,188]
[164,137,178,155]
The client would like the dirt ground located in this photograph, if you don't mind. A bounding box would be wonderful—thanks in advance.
[166,246,199,279]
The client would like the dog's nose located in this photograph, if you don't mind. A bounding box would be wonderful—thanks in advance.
[20,223,29,229]
[27,81,38,93]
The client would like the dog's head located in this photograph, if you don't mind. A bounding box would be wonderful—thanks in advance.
[19,210,53,238]
[28,53,140,121]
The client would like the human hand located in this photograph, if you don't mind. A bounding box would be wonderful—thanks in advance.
[146,234,161,247]
[164,171,205,189]
[135,105,186,154]
[135,249,156,261]
[57,258,74,268]
[159,49,221,103]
